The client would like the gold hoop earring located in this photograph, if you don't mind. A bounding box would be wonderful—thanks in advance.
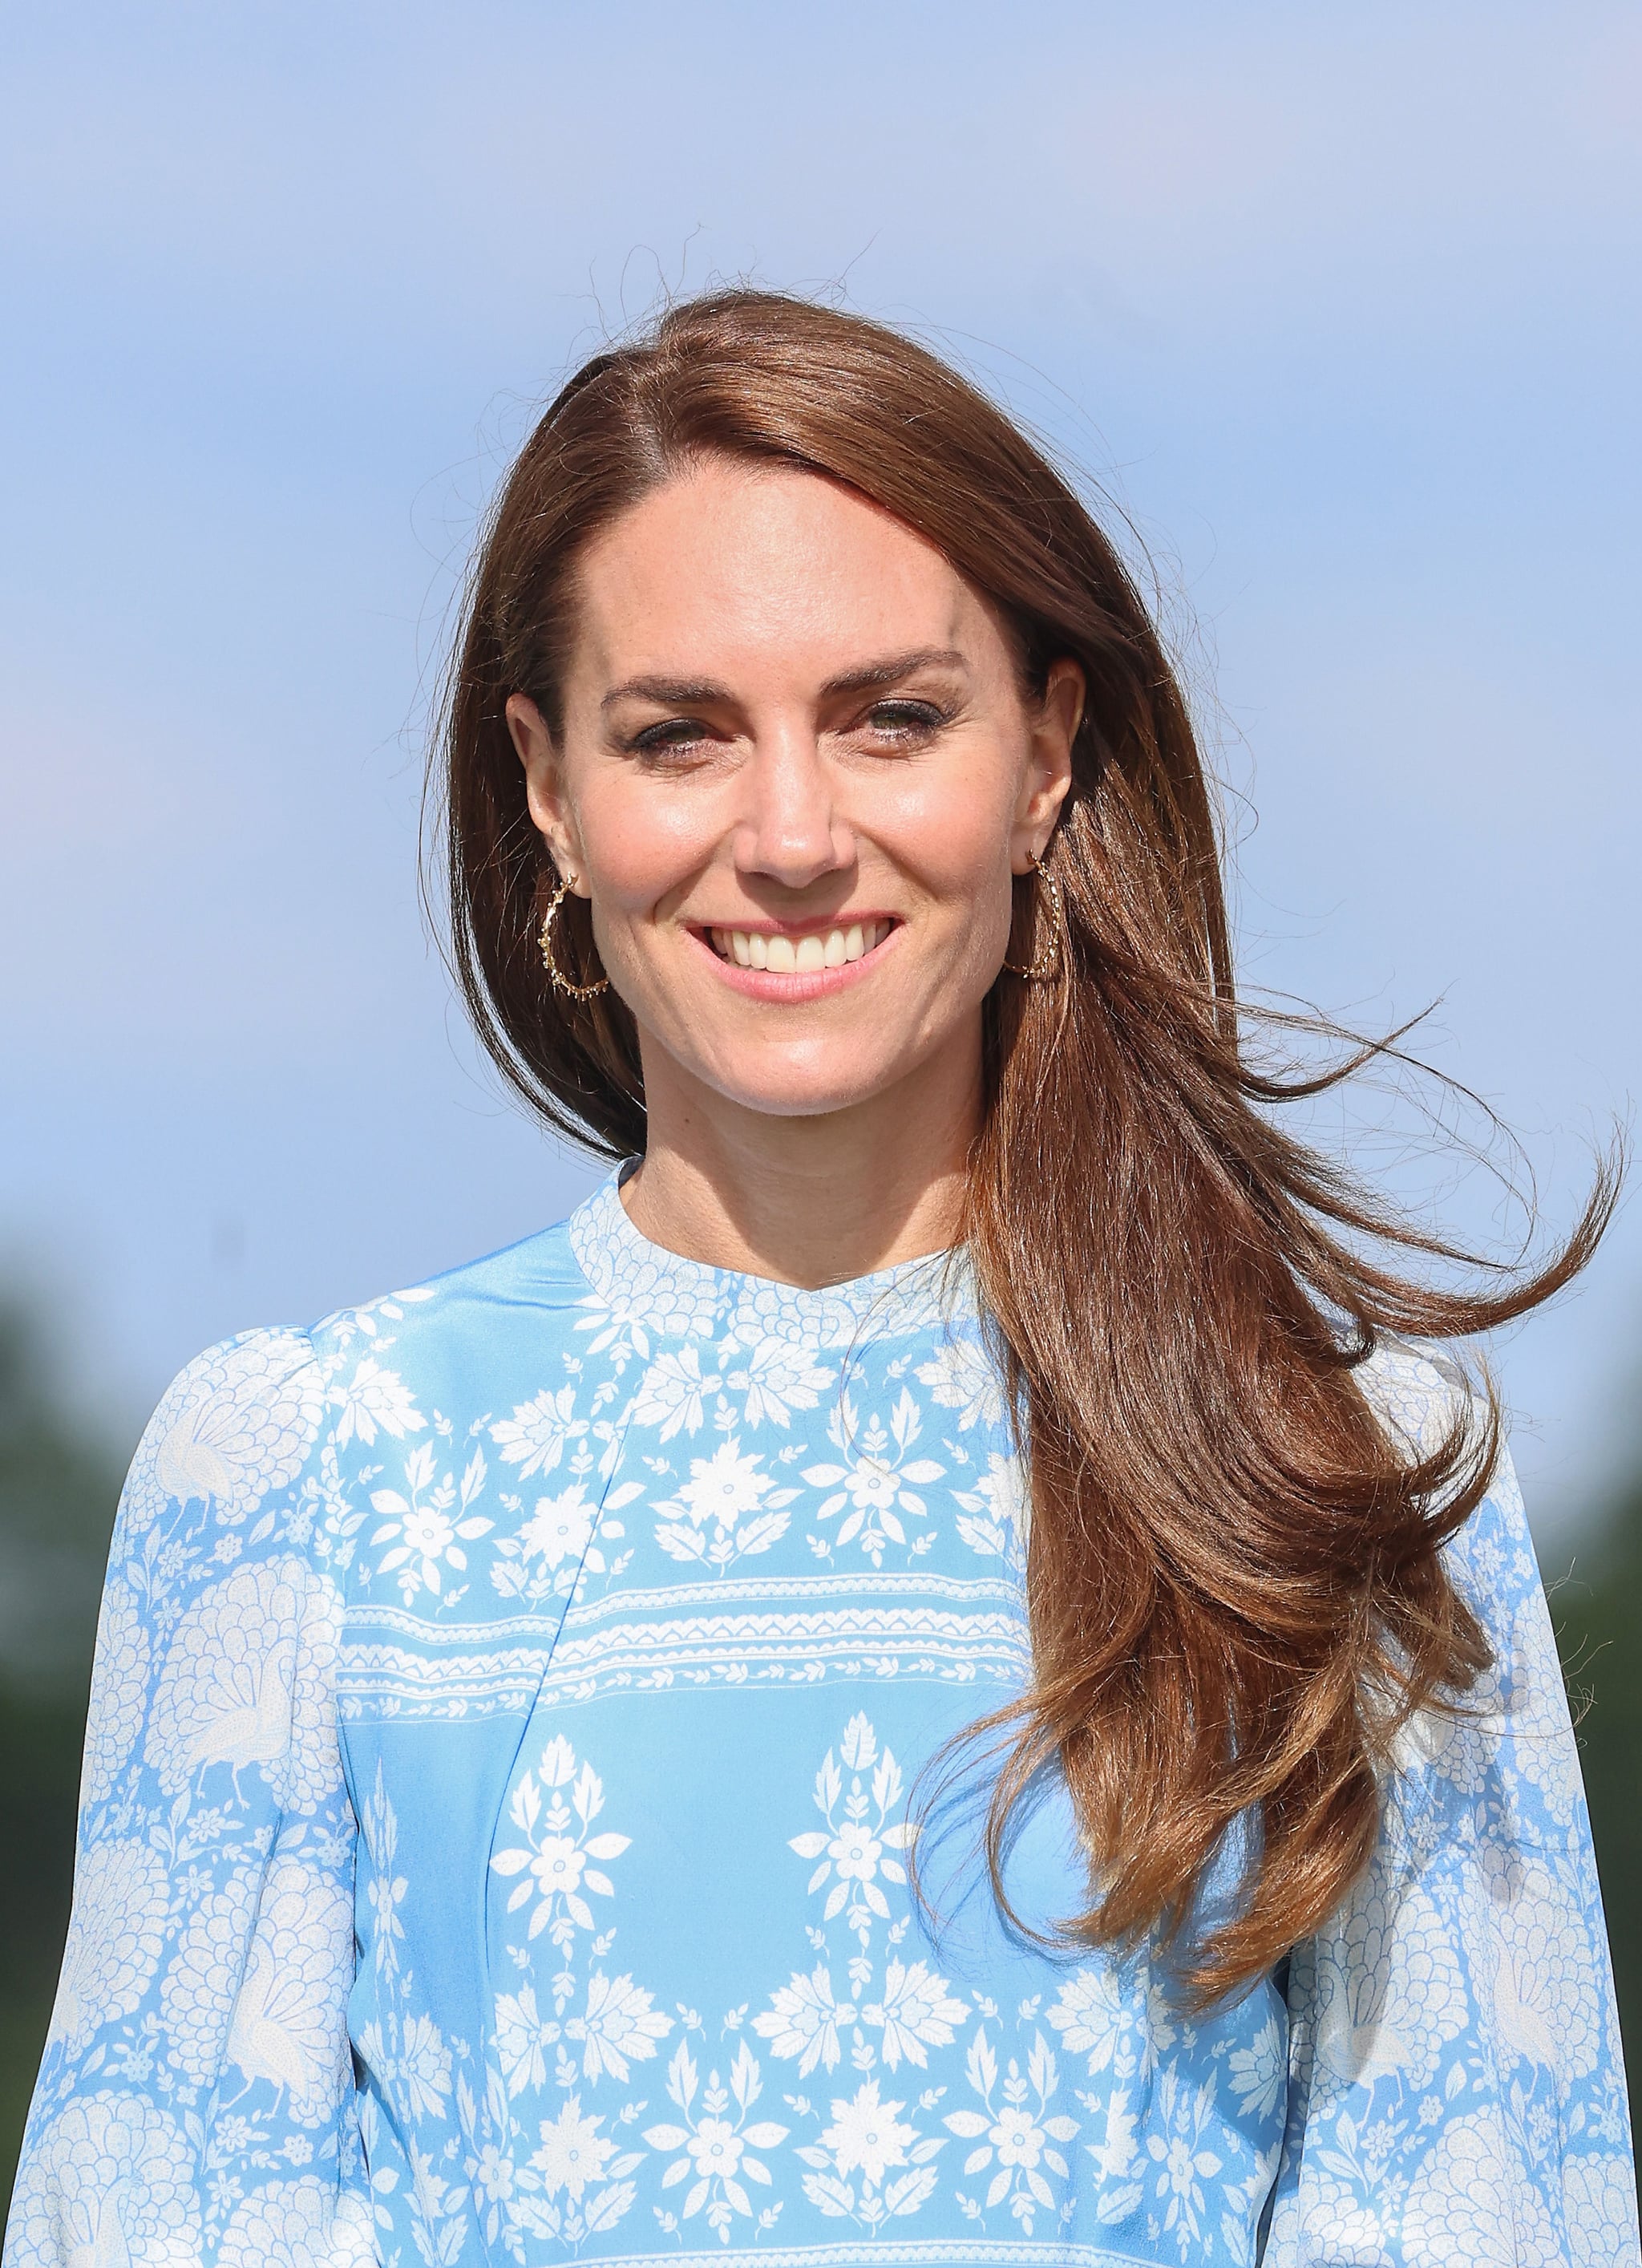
[539,876,609,1000]
[1002,855,1066,982]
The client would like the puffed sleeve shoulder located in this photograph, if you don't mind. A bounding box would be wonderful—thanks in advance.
[3,1328,374,2268]
[1263,1341,1640,2266]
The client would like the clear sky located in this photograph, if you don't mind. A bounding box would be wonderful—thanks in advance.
[1,1,1636,1549]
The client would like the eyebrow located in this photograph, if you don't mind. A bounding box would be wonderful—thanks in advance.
[599,646,971,712]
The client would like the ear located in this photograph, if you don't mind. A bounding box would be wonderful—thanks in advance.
[1010,658,1082,870]
[506,693,588,893]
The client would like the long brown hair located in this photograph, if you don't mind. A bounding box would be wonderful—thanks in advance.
[434,289,1616,2002]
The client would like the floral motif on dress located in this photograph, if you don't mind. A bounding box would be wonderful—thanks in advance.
[802,1391,946,1566]
[469,1733,671,2254]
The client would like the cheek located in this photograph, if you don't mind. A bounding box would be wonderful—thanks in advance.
[572,776,717,913]
[879,755,1020,909]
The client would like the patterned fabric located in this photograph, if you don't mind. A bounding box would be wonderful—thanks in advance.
[7,1168,1636,2267]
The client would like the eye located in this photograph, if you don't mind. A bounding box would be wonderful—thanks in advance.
[859,698,948,743]
[628,717,711,762]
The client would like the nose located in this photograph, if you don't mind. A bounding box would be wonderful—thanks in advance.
[734,727,853,892]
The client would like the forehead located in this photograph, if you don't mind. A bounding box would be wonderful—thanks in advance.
[569,460,996,685]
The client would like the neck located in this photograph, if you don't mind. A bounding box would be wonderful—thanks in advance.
[621,1039,980,1290]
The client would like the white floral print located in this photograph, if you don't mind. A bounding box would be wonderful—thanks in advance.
[803,1391,945,1565]
[1145,2070,1224,2250]
[565,1969,672,2084]
[952,1451,1026,1562]
[10,1193,1635,2268]
[801,2076,940,2225]
[1227,2007,1286,2120]
[479,1719,670,2253]
[491,1384,588,1478]
[861,1958,969,2071]
[491,1476,641,1604]
[491,1734,629,1946]
[328,1355,424,1448]
[946,2031,1078,2234]
[494,1984,559,2096]
[645,2042,789,2245]
[368,1440,493,1602]
[531,2094,628,2202]
[754,1963,855,2077]
[915,1334,1005,1432]
[652,1436,798,1572]
[786,1711,916,1943]
[631,1334,835,1440]
[520,1484,595,1567]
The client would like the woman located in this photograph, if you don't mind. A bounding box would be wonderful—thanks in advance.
[8,291,1636,2267]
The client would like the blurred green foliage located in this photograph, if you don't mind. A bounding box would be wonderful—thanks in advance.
[0,1300,1636,2213]
[1557,1481,1642,2133]
[0,1302,126,2209]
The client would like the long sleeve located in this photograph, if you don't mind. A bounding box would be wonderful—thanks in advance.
[4,1330,373,2268]
[1264,1348,1640,2266]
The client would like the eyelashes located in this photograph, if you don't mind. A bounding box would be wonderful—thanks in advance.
[629,719,710,755]
[863,698,948,740]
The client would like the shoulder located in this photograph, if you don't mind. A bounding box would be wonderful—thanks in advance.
[110,1326,342,1697]
[300,1213,594,1414]
[120,1323,327,1540]
[1350,1353,1593,1898]
[1351,1333,1478,1460]
[1355,1341,1572,1831]
[123,1210,596,1521]
[1351,1334,1542,1631]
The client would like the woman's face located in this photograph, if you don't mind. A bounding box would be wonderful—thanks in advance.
[508,459,1081,1126]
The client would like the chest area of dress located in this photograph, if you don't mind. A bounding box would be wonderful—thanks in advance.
[326,1312,1029,1668]
[329,1302,1292,2261]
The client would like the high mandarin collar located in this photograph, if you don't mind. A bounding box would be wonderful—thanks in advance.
[565,1165,976,1348]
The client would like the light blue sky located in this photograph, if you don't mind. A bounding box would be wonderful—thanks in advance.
[2,2,1637,1548]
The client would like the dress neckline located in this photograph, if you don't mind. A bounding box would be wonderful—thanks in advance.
[565,1164,974,1347]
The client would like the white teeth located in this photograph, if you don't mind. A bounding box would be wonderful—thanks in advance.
[718,921,892,970]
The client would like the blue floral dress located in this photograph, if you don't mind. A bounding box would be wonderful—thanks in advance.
[7,1170,1637,2267]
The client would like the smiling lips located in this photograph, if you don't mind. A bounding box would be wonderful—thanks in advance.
[706,920,895,972]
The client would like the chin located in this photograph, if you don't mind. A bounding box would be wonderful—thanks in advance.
[705,1055,900,1121]
[718,1081,890,1121]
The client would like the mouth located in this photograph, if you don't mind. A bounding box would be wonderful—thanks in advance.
[702,918,897,974]
[683,916,904,998]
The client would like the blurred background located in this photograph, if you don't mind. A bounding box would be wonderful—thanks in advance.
[0,0,1637,2199]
